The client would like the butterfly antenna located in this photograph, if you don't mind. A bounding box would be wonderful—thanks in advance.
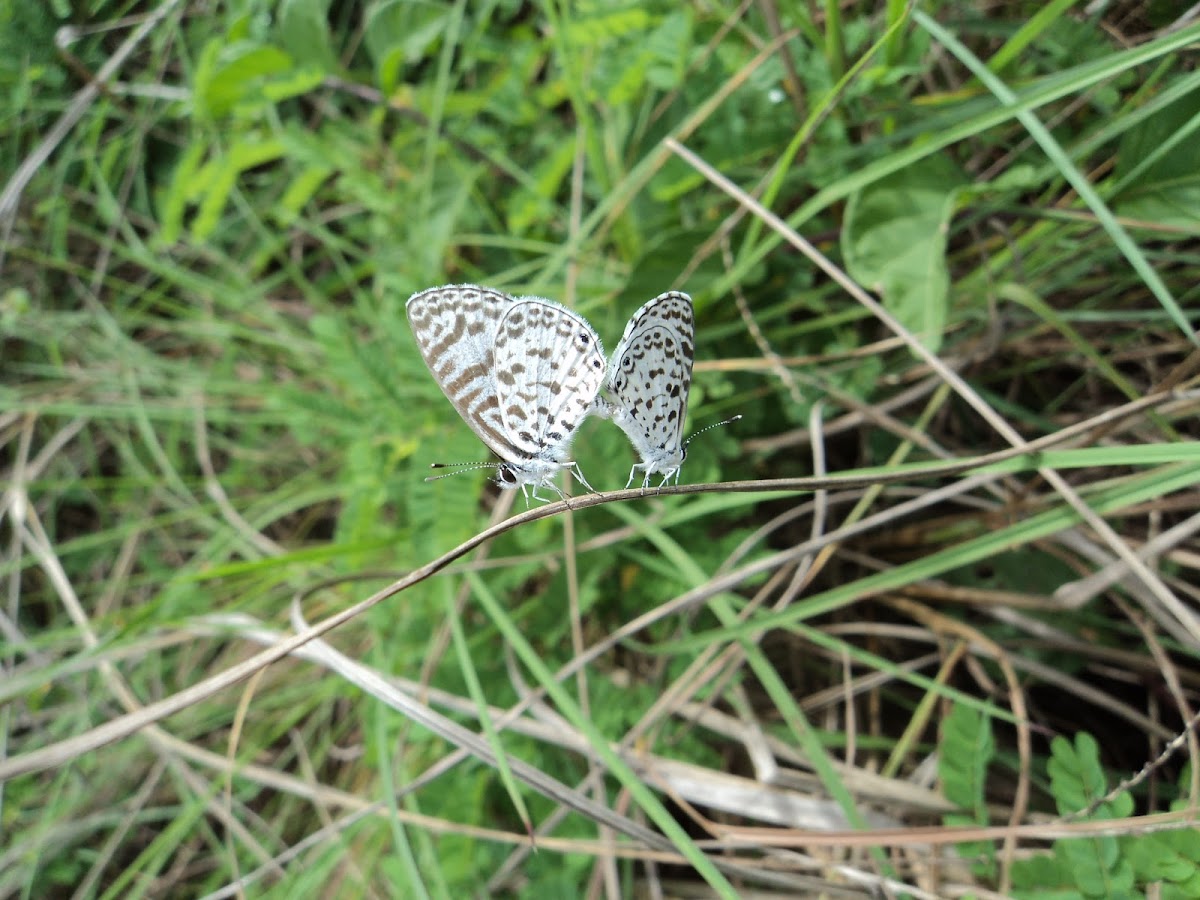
[683,414,742,449]
[425,461,501,483]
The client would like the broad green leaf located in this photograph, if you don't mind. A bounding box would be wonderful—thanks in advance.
[1112,91,1200,231]
[278,0,340,74]
[192,40,295,118]
[596,44,653,106]
[1044,733,1139,898]
[842,154,965,353]
[1,287,31,334]
[364,0,449,95]
[946,547,1079,597]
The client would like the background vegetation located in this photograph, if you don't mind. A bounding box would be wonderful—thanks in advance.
[3,0,1200,896]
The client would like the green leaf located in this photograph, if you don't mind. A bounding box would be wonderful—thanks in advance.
[189,138,287,240]
[192,160,238,241]
[563,6,653,44]
[1172,870,1200,899]
[842,154,965,353]
[228,137,288,171]
[156,141,208,247]
[1010,851,1075,896]
[506,138,575,235]
[946,547,1080,597]
[645,9,692,89]
[1112,90,1200,230]
[278,0,340,74]
[1048,732,1123,817]
[595,43,653,105]
[1055,839,1111,897]
[364,0,449,94]
[1045,733,1140,898]
[940,703,996,875]
[260,67,327,103]
[940,703,994,814]
[1125,831,1200,883]
[192,40,296,119]
[275,165,334,225]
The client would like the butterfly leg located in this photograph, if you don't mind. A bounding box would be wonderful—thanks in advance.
[567,461,597,494]
[531,479,569,504]
[624,464,642,491]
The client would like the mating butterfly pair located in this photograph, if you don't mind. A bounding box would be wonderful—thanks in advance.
[405,284,712,499]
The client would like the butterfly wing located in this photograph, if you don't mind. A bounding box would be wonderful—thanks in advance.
[493,299,607,463]
[405,284,525,463]
[606,292,695,475]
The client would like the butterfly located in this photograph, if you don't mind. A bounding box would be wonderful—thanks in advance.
[406,284,606,499]
[598,291,698,489]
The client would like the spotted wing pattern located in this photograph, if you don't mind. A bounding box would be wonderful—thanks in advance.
[406,284,517,457]
[603,292,695,488]
[406,284,605,496]
[493,298,606,464]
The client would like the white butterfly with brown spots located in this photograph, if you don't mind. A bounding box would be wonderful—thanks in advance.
[406,284,606,499]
